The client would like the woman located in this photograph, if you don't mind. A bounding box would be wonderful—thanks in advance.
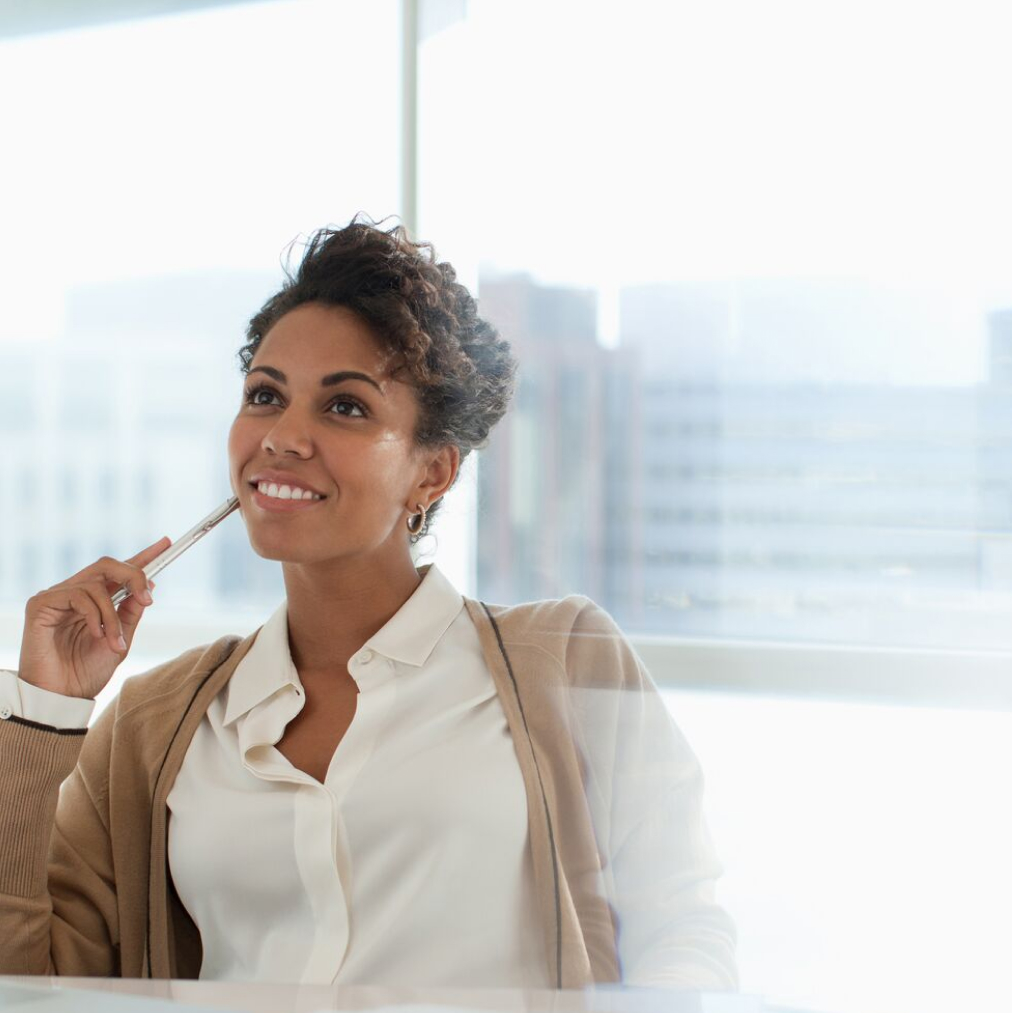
[0,217,736,989]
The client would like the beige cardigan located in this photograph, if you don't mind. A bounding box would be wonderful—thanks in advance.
[0,595,736,988]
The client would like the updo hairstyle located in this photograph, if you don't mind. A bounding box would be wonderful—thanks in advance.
[238,214,517,540]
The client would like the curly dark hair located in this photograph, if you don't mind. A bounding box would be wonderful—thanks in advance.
[238,213,517,540]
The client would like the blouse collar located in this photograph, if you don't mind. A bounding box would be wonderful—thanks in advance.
[223,563,462,726]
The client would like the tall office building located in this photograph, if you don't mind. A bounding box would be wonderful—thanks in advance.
[474,273,616,606]
[614,280,999,643]
[474,271,1012,648]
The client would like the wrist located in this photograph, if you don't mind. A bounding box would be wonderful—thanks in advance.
[15,671,92,700]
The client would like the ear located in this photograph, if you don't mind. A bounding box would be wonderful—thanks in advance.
[410,444,460,510]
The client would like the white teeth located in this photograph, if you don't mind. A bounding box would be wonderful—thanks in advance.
[256,480,322,501]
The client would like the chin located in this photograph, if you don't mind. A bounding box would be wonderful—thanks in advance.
[250,541,326,565]
[245,528,324,564]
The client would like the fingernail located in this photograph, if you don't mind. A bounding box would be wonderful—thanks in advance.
[116,635,127,651]
[139,590,153,605]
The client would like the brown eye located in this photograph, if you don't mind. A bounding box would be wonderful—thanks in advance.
[329,396,366,418]
[244,384,280,406]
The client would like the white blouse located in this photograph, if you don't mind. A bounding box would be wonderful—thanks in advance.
[166,564,549,986]
[0,565,550,987]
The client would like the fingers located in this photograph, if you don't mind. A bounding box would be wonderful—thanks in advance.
[43,544,165,644]
[92,581,127,652]
[48,537,168,595]
[126,535,172,570]
[118,577,155,634]
[34,540,169,654]
[58,581,128,653]
[61,550,161,608]
[117,537,170,612]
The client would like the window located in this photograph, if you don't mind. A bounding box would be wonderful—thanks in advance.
[0,0,402,644]
[417,4,1012,1011]
[419,0,1012,653]
[3,4,1011,1012]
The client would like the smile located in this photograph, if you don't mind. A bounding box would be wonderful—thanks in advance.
[254,481,324,501]
[249,482,327,512]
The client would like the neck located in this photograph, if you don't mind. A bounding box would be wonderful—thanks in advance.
[281,552,423,676]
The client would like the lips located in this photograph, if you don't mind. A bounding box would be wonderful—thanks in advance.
[251,481,322,502]
[247,469,327,498]
[248,486,327,514]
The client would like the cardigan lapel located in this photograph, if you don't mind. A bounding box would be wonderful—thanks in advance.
[463,598,565,986]
[463,597,606,988]
[464,596,622,988]
[145,632,259,977]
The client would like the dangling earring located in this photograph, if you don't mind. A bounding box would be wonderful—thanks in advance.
[407,502,427,535]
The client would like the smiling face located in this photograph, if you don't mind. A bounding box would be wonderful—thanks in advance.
[228,302,456,568]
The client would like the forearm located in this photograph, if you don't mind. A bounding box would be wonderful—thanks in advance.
[0,717,86,974]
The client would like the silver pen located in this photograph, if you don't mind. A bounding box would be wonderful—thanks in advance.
[111,495,241,608]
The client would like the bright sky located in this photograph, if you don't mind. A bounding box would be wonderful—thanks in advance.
[421,0,1012,381]
[452,0,1012,291]
[0,0,400,341]
[4,0,1012,382]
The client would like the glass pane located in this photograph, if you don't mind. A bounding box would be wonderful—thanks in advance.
[420,0,1012,651]
[417,4,1012,1011]
[0,0,401,641]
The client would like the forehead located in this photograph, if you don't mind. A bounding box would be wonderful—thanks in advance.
[252,303,394,376]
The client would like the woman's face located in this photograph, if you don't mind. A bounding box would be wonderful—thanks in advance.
[228,302,449,567]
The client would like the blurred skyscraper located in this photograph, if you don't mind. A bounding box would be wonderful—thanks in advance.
[474,274,613,605]
[475,272,1012,649]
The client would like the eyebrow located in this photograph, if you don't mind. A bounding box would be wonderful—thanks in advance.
[247,365,383,394]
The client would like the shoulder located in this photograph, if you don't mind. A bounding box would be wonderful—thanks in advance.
[467,592,615,646]
[464,594,645,690]
[110,633,252,726]
[72,632,254,799]
[470,592,617,632]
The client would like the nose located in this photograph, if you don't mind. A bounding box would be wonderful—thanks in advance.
[261,411,313,458]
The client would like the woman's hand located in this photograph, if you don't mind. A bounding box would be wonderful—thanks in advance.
[17,537,172,700]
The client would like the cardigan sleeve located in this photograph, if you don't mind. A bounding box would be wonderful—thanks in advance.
[564,599,738,990]
[0,703,121,976]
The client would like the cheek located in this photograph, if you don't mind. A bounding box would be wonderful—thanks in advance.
[227,417,255,475]
[332,439,417,501]
[364,437,419,485]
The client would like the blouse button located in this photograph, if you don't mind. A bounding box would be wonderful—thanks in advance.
[357,649,374,665]
[0,705,13,720]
